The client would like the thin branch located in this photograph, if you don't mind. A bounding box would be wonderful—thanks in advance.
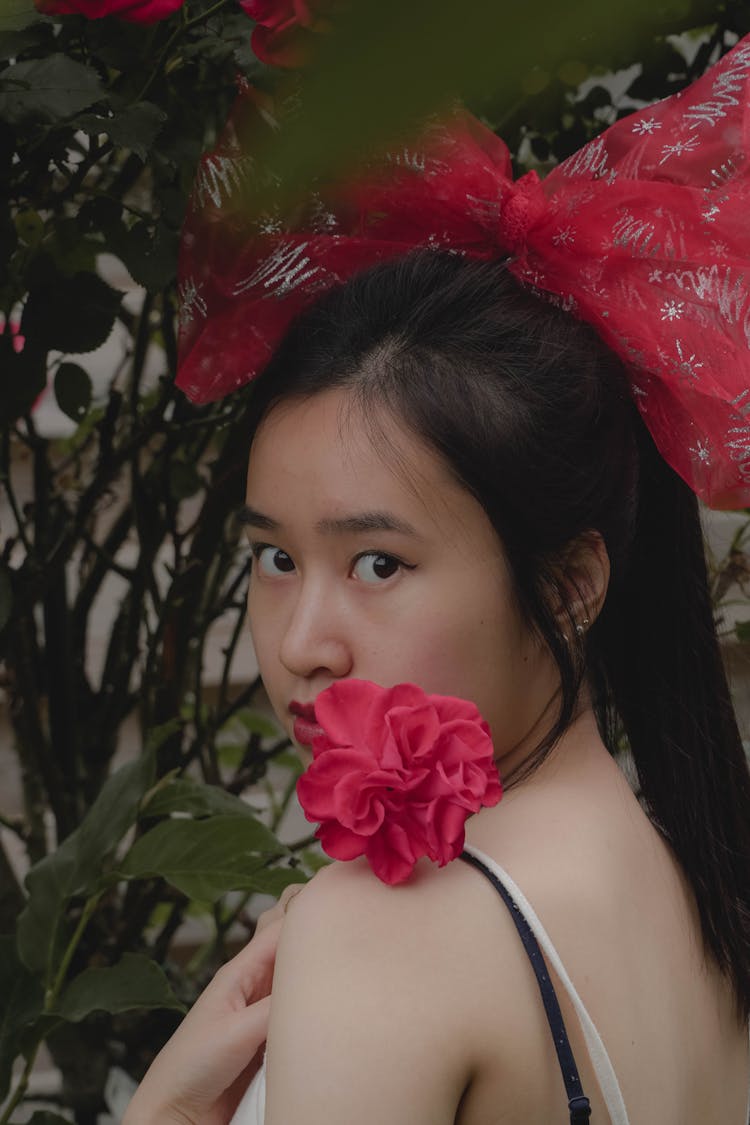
[286,833,321,853]
[79,527,137,583]
[0,811,28,842]
[0,430,32,554]
[217,599,250,718]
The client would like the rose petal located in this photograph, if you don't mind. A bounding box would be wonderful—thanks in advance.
[334,778,385,835]
[314,679,384,750]
[296,749,371,817]
[366,820,419,885]
[316,821,368,861]
[385,702,441,765]
[424,800,469,864]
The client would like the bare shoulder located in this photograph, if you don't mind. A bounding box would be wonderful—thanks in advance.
[274,855,489,1001]
[277,851,539,983]
[263,856,549,1125]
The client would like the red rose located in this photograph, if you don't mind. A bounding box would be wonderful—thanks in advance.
[36,0,184,22]
[239,0,328,68]
[296,680,503,885]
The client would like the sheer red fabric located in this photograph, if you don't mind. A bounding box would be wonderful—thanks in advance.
[177,38,750,509]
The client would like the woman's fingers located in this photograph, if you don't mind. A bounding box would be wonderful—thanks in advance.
[122,886,308,1125]
[255,882,305,933]
[200,916,285,1009]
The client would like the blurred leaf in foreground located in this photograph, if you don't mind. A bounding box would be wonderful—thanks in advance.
[240,0,717,210]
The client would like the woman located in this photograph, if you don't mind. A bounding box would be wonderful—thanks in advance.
[127,250,750,1124]
[126,38,750,1125]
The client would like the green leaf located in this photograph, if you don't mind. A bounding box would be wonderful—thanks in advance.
[735,620,750,644]
[144,717,184,754]
[53,953,185,1022]
[114,220,179,291]
[0,936,44,1103]
[54,362,91,423]
[234,710,282,739]
[142,778,261,820]
[117,815,287,902]
[271,749,303,774]
[297,847,331,874]
[0,24,48,58]
[0,566,12,633]
[48,217,100,275]
[244,865,308,897]
[0,0,41,32]
[0,54,105,124]
[26,1113,74,1124]
[17,752,156,975]
[14,207,44,247]
[78,101,166,160]
[107,100,166,158]
[230,0,702,215]
[22,269,122,355]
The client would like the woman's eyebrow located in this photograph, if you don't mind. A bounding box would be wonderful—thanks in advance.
[239,505,420,537]
[238,505,278,531]
[317,511,421,537]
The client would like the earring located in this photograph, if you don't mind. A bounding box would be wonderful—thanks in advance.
[575,616,591,637]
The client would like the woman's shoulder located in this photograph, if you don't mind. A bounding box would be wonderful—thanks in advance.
[262,855,540,1125]
[281,850,547,976]
[276,853,509,994]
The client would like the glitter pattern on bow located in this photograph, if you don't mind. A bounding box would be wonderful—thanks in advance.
[177,37,750,510]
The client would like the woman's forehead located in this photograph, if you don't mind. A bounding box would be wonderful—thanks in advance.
[249,389,437,489]
[246,389,492,544]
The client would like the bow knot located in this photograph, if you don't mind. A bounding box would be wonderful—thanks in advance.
[497,170,547,254]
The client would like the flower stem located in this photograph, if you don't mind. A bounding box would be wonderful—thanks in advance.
[0,1054,33,1124]
[185,0,233,28]
[46,892,102,1011]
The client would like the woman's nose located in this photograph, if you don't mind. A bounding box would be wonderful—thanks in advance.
[278,581,353,680]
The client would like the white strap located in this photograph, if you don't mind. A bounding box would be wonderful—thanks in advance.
[462,844,631,1125]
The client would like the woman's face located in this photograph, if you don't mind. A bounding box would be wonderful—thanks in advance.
[244,388,560,769]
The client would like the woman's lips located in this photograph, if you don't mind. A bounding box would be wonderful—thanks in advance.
[289,701,325,746]
[292,716,326,746]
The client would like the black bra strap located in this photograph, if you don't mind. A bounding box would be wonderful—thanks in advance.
[460,850,592,1124]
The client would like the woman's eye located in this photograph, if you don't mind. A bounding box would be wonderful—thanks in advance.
[352,552,402,583]
[253,546,295,576]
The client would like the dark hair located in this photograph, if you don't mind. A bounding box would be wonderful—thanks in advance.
[246,249,750,1019]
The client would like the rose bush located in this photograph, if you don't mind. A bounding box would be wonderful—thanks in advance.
[35,0,186,21]
[297,680,503,884]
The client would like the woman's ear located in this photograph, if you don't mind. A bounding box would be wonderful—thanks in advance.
[549,530,610,633]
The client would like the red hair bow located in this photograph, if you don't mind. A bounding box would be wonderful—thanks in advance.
[177,38,750,509]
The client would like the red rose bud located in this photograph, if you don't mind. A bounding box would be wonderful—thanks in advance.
[239,0,333,68]
[296,680,503,885]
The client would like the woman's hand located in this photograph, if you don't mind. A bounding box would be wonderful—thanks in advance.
[123,884,304,1125]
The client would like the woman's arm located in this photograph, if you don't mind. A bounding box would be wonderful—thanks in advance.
[263,860,473,1125]
[123,887,301,1125]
